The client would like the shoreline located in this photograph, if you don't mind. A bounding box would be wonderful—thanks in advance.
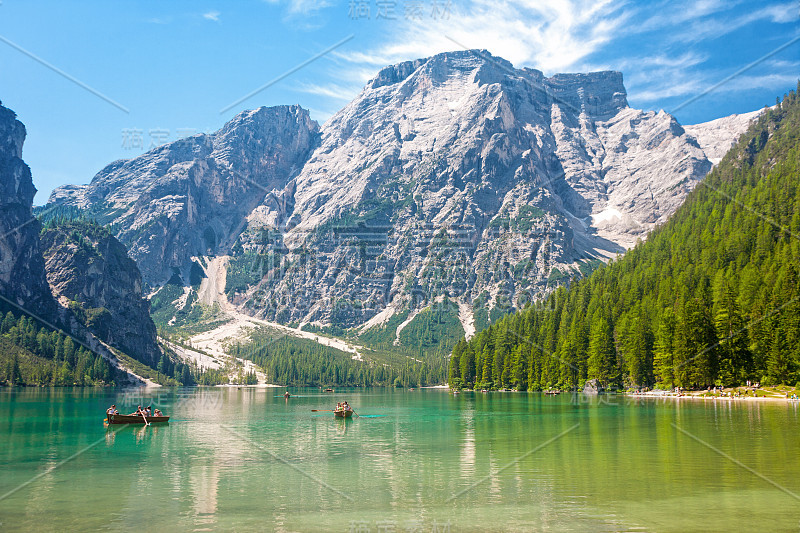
[626,390,798,404]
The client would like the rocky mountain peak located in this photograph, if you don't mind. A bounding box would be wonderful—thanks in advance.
[0,101,54,315]
[0,101,35,208]
[366,51,627,121]
[49,104,320,283]
[544,70,628,118]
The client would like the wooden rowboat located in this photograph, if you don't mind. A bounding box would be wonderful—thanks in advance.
[334,409,353,418]
[106,413,170,424]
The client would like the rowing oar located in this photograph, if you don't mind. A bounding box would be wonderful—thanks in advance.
[350,408,360,418]
[141,411,150,426]
[311,409,334,412]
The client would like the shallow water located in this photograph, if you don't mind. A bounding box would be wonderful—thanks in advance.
[1,387,798,531]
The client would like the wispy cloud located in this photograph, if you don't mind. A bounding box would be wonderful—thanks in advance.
[633,79,705,102]
[203,10,221,22]
[632,0,738,35]
[318,0,797,121]
[670,1,799,43]
[285,0,333,15]
[297,82,361,101]
[263,0,333,28]
[632,66,799,103]
[306,107,337,124]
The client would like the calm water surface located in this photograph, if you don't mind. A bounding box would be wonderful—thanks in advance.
[1,387,798,532]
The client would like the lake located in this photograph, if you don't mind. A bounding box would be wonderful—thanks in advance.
[1,387,798,532]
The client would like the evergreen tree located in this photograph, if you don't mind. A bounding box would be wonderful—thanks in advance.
[714,282,751,385]
[588,309,617,389]
[654,308,676,388]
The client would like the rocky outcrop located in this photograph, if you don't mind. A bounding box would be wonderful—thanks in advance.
[0,101,55,316]
[583,379,602,394]
[40,220,161,367]
[50,105,319,284]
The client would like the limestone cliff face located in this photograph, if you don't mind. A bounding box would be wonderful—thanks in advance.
[47,51,760,333]
[49,105,320,284]
[237,50,725,327]
[40,221,161,367]
[0,101,55,316]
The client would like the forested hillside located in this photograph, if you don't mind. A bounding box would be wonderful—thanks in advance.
[231,327,441,387]
[450,87,800,391]
[0,308,118,386]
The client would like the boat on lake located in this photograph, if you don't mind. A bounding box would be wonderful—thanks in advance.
[334,408,353,418]
[106,413,170,424]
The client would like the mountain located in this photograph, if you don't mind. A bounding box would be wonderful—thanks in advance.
[449,89,800,391]
[48,50,760,348]
[0,101,169,386]
[40,219,161,367]
[49,106,318,283]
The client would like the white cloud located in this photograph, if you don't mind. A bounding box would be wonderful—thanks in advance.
[319,0,797,120]
[338,0,631,74]
[203,10,220,22]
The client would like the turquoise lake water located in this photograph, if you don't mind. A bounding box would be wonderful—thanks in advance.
[1,387,798,532]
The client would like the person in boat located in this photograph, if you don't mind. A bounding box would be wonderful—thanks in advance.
[131,405,143,416]
[154,408,163,417]
[106,404,116,417]
[343,401,352,412]
[145,406,152,416]
[284,391,290,399]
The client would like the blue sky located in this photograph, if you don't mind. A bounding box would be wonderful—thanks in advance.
[0,0,797,203]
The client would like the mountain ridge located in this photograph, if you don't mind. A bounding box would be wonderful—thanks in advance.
[47,50,763,349]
